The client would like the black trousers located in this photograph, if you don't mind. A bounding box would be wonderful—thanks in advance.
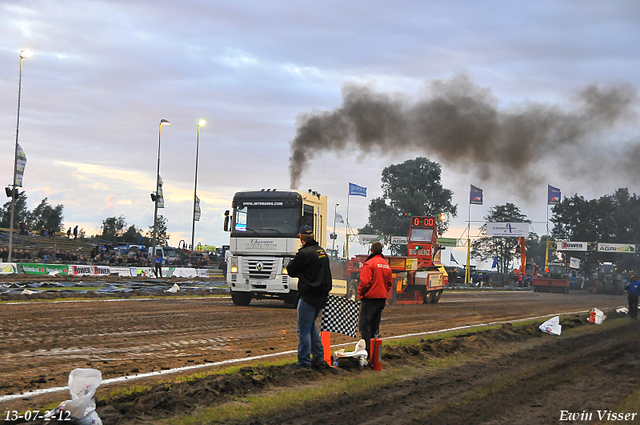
[629,294,638,320]
[359,298,386,357]
[154,264,162,278]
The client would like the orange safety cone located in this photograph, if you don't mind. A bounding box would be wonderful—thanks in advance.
[370,337,382,371]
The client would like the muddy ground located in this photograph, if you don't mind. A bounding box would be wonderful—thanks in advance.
[0,279,635,424]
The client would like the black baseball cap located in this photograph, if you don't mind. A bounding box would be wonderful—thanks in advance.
[299,225,313,235]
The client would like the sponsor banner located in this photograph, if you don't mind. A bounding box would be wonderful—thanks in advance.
[358,235,384,245]
[130,267,154,277]
[197,269,209,278]
[348,182,367,197]
[93,266,111,276]
[556,241,589,251]
[597,243,636,254]
[71,265,94,276]
[173,268,198,278]
[195,245,216,252]
[390,236,407,245]
[20,263,69,275]
[0,263,18,274]
[470,185,483,205]
[548,185,561,205]
[486,222,529,237]
[437,237,458,247]
[110,267,133,277]
[194,196,201,221]
[14,144,27,187]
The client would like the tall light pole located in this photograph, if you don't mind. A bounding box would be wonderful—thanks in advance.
[8,49,34,263]
[332,203,341,252]
[152,119,170,258]
[190,119,206,252]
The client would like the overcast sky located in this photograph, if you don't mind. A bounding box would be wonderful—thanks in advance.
[1,0,639,263]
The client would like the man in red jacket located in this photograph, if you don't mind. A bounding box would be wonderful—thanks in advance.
[358,241,393,358]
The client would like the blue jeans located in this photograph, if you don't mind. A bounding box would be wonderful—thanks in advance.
[296,298,324,366]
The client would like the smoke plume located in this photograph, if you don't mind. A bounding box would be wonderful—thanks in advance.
[289,74,638,191]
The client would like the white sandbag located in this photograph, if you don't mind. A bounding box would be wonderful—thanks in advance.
[166,283,180,293]
[44,368,102,424]
[21,289,36,295]
[616,307,629,314]
[539,316,562,335]
[334,339,368,359]
[589,308,606,324]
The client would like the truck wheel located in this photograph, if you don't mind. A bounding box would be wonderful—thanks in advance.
[231,291,252,306]
[430,290,442,304]
[346,279,358,301]
[422,288,433,304]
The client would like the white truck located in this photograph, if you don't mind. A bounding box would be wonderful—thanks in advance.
[224,189,339,306]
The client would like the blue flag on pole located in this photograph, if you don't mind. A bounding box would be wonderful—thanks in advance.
[450,253,459,265]
[491,256,498,269]
[349,182,367,197]
[470,185,483,205]
[548,185,561,205]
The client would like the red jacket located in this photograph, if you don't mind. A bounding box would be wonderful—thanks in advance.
[358,254,393,299]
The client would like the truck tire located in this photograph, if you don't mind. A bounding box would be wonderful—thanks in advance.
[430,289,442,304]
[231,291,252,306]
[422,288,433,304]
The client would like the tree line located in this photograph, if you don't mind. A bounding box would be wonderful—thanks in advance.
[0,191,170,246]
[359,157,640,274]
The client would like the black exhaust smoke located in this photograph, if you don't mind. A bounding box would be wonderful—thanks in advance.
[289,74,637,194]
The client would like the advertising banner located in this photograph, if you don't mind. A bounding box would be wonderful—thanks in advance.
[197,269,209,278]
[470,185,483,205]
[390,236,407,245]
[556,241,589,251]
[358,235,384,244]
[597,243,636,254]
[20,263,69,275]
[437,238,458,247]
[109,267,132,277]
[348,182,367,197]
[486,222,529,237]
[14,144,27,187]
[130,267,154,277]
[71,265,94,276]
[0,263,18,274]
[93,266,111,276]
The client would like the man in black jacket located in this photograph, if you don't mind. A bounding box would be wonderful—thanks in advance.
[286,225,332,369]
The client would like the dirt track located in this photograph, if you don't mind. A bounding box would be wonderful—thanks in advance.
[0,287,633,423]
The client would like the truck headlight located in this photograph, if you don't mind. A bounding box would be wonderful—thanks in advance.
[230,257,238,274]
[282,259,290,275]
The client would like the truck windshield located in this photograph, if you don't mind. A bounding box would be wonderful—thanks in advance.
[233,206,300,237]
[409,228,434,242]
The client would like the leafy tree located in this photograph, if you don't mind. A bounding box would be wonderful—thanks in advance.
[99,215,128,242]
[551,188,640,273]
[0,191,28,229]
[148,215,170,246]
[359,157,457,254]
[471,203,531,273]
[26,198,64,233]
[122,224,145,244]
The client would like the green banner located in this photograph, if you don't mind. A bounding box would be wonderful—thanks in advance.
[19,263,70,275]
[437,238,458,247]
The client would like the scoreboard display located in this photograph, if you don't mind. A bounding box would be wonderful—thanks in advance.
[411,216,436,228]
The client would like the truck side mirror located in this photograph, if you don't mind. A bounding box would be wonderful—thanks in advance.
[223,210,230,232]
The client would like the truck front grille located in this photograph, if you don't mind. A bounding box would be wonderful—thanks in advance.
[243,258,278,279]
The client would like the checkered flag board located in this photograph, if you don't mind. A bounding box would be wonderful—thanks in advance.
[321,294,360,338]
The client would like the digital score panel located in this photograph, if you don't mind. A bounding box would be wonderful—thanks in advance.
[411,216,436,228]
